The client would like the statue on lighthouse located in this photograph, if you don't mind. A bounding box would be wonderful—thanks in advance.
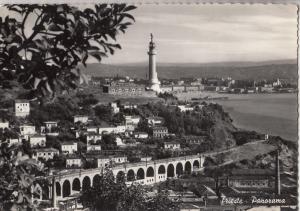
[147,33,161,92]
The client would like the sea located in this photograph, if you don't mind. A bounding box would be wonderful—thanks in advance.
[177,93,298,142]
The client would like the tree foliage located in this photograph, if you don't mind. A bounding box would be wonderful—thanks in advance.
[0,143,45,211]
[81,169,178,211]
[0,4,136,98]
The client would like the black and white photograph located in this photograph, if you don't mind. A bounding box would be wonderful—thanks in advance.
[0,2,298,211]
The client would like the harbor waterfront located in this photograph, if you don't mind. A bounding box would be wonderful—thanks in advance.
[177,92,298,142]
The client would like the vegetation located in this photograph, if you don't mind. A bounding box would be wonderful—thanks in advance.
[0,4,136,99]
[80,170,178,211]
[0,142,45,210]
[0,3,137,210]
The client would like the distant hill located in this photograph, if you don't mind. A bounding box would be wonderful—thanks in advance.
[82,59,297,81]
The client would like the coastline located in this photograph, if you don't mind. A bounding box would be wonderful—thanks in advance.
[176,92,298,142]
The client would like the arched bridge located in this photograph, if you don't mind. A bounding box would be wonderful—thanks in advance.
[36,154,205,206]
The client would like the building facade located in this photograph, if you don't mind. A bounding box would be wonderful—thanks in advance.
[103,82,145,96]
[15,100,30,117]
[164,142,180,150]
[74,115,89,124]
[33,148,59,161]
[152,126,168,138]
[61,142,78,154]
[29,135,46,147]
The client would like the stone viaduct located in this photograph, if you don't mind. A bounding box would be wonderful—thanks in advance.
[34,154,205,207]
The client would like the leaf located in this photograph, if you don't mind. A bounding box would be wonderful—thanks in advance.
[122,13,135,21]
[48,24,62,31]
[123,5,137,12]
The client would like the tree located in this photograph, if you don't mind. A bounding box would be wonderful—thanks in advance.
[81,169,178,211]
[0,4,136,99]
[0,4,137,210]
[145,189,179,211]
[80,169,125,211]
[0,142,45,211]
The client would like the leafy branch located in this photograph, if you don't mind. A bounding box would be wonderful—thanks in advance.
[0,4,136,99]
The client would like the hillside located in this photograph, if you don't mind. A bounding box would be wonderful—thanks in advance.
[82,60,297,81]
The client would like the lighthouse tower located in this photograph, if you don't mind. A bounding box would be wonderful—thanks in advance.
[148,33,160,92]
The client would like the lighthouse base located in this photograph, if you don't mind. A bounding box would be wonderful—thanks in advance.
[148,83,161,93]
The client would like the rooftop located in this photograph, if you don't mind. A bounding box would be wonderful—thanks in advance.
[61,142,77,145]
[15,99,29,103]
[152,126,168,130]
[164,141,180,145]
[74,115,88,118]
[66,155,82,159]
[34,148,59,152]
[231,168,274,176]
[229,175,272,180]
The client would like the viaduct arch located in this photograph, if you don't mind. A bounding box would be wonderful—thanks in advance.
[42,154,205,207]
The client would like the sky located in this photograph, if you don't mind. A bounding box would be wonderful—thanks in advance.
[102,4,298,64]
[0,4,297,64]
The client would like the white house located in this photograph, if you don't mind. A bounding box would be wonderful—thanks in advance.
[125,115,141,131]
[44,121,58,132]
[98,126,115,134]
[121,103,137,110]
[87,144,102,152]
[61,142,78,154]
[20,125,36,135]
[177,105,194,112]
[0,121,9,129]
[98,125,126,134]
[115,136,125,146]
[8,138,21,146]
[141,156,152,162]
[74,115,89,124]
[20,125,36,140]
[134,132,149,139]
[29,135,46,147]
[110,102,120,114]
[15,99,30,117]
[66,156,82,168]
[33,148,59,161]
[86,132,102,143]
[147,116,164,126]
[87,126,98,133]
[97,155,127,168]
[164,142,180,150]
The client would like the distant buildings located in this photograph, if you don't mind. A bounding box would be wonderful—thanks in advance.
[0,121,9,129]
[226,169,274,189]
[66,155,82,168]
[152,126,168,138]
[87,144,102,152]
[110,102,120,114]
[43,121,58,131]
[177,105,194,112]
[97,155,127,168]
[15,99,30,117]
[147,116,164,127]
[33,148,59,161]
[164,142,180,150]
[134,132,149,139]
[103,82,145,95]
[86,132,102,143]
[98,125,126,134]
[29,135,46,147]
[20,124,36,140]
[125,115,141,131]
[74,115,89,124]
[61,142,78,154]
[121,103,137,110]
